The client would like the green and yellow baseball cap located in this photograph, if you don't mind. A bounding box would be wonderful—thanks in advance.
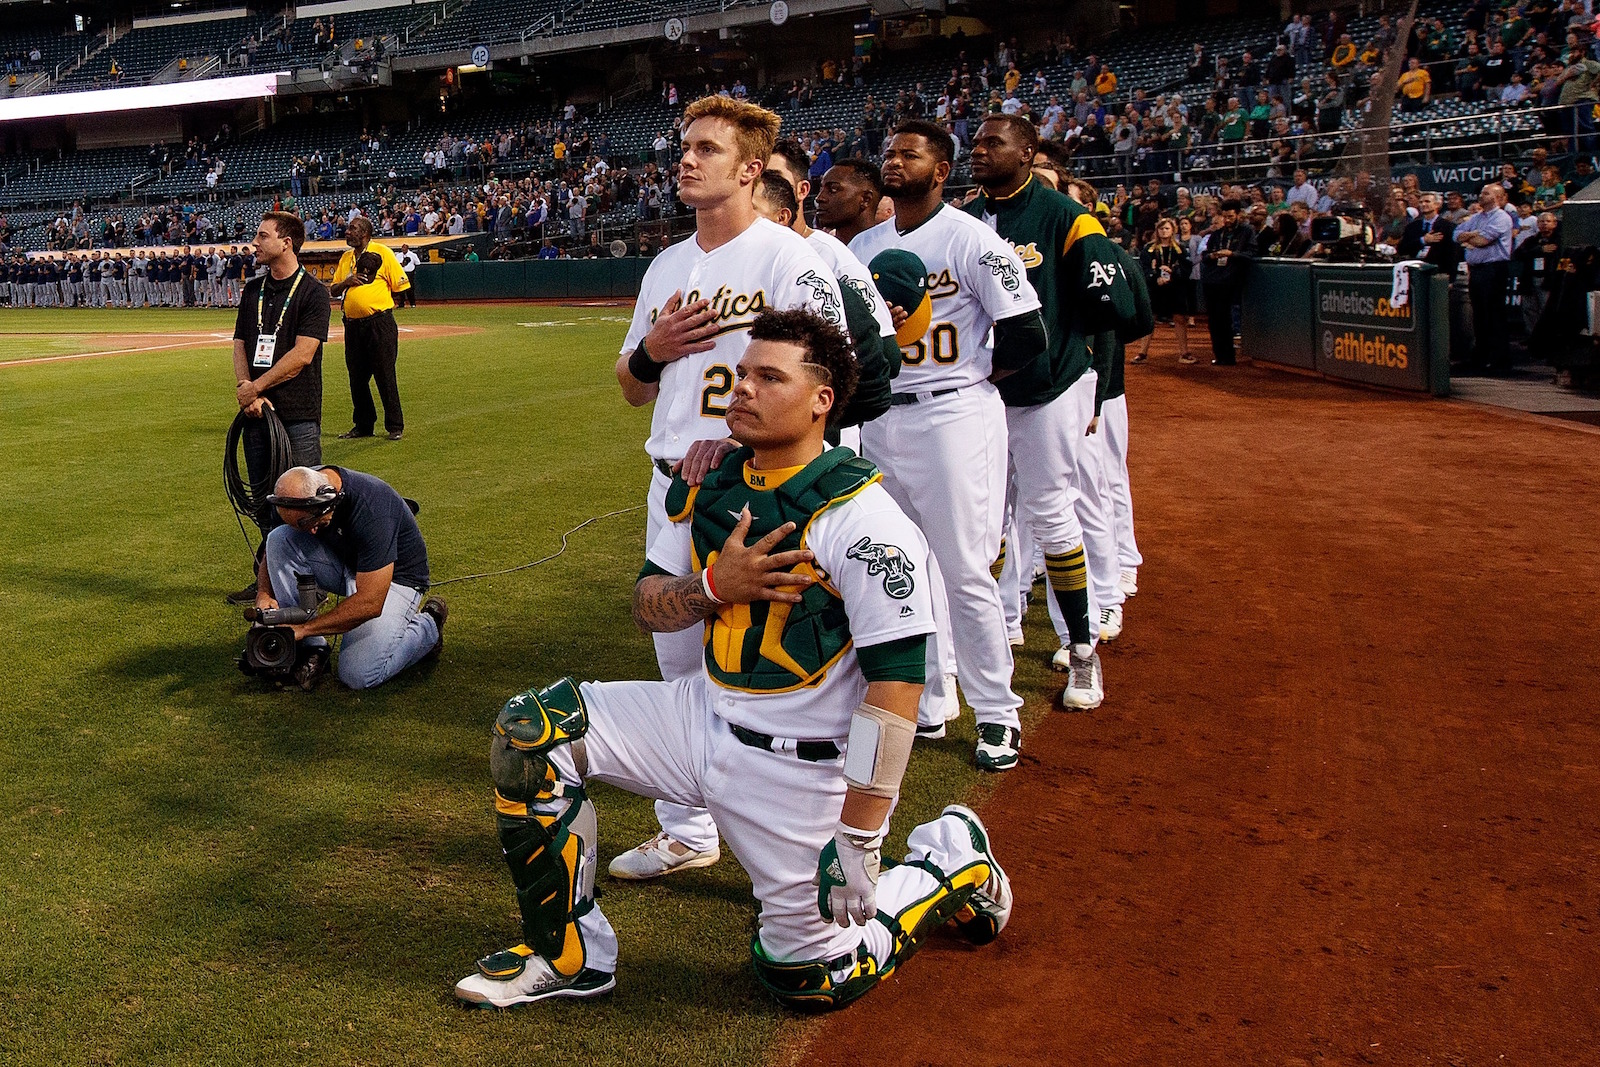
[869,248,933,346]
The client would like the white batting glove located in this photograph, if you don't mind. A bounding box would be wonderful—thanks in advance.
[815,823,883,927]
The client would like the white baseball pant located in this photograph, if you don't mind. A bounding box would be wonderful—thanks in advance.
[645,464,721,853]
[860,384,1021,729]
[998,382,1097,648]
[1099,394,1142,573]
[538,674,993,967]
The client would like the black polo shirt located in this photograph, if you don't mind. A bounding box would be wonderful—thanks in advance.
[233,266,332,423]
[315,466,430,592]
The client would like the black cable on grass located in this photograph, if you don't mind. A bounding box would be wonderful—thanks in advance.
[429,505,644,588]
[224,406,293,560]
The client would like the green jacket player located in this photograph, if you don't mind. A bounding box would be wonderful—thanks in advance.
[966,114,1141,707]
[454,307,1014,1011]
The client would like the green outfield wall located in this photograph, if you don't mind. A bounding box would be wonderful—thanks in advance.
[410,259,650,301]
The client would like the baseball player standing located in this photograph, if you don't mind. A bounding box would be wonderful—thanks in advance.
[965,115,1139,706]
[454,307,1012,1010]
[849,120,1048,771]
[611,96,846,878]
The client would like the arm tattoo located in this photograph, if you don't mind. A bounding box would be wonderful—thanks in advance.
[632,574,718,634]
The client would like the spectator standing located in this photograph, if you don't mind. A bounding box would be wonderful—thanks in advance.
[1454,184,1516,375]
[397,243,419,306]
[1199,198,1255,366]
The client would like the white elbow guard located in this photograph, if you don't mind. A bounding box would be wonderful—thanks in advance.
[842,701,916,799]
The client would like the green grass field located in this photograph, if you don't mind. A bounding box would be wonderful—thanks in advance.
[0,304,1056,1066]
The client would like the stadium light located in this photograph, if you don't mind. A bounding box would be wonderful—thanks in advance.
[0,72,285,123]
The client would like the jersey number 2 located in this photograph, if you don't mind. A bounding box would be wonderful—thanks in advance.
[901,323,959,366]
[700,364,734,416]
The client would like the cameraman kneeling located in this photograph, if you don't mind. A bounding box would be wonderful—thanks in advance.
[254,465,446,690]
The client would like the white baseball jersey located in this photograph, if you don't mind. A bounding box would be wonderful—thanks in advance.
[806,228,895,342]
[645,476,934,739]
[849,205,1041,392]
[622,217,846,463]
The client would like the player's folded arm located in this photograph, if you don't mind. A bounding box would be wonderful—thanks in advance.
[991,308,1049,374]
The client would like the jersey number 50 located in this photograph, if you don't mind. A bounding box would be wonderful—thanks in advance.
[700,364,734,416]
[900,323,959,366]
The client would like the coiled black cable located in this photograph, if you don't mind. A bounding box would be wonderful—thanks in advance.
[224,405,293,556]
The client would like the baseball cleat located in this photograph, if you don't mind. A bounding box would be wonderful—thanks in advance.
[1118,568,1138,597]
[1007,631,1025,649]
[915,722,947,741]
[941,804,1013,944]
[454,945,615,1009]
[607,832,720,880]
[1057,647,1104,710]
[973,723,1020,772]
[1099,604,1123,642]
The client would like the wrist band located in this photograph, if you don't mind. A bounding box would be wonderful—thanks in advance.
[701,565,724,605]
[627,339,664,384]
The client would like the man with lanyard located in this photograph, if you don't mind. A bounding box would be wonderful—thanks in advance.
[1199,199,1256,366]
[225,211,334,604]
[331,216,410,441]
[1454,183,1516,375]
[252,464,445,691]
[609,94,845,881]
[965,114,1136,709]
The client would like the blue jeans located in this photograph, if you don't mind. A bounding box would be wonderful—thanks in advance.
[264,525,439,690]
[244,416,321,535]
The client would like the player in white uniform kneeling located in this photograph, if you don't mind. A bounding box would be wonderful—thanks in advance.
[849,121,1048,772]
[455,308,1012,1010]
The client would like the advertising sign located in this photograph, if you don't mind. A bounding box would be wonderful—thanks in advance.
[1312,268,1430,391]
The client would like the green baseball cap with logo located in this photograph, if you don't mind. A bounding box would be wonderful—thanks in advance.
[868,248,932,346]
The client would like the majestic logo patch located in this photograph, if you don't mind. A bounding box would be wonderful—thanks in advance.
[797,269,843,325]
[846,536,916,599]
[1088,262,1118,288]
[978,250,1021,291]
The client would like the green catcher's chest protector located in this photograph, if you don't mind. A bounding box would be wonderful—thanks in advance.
[665,446,880,694]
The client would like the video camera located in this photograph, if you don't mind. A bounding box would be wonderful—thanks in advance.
[239,573,320,677]
[1311,201,1384,263]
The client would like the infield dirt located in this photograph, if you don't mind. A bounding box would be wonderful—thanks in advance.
[800,341,1600,1065]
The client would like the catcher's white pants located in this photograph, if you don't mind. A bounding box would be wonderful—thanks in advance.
[861,383,1020,727]
[543,675,990,966]
[645,463,722,853]
[1099,394,1142,571]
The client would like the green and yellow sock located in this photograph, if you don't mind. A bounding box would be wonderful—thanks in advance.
[1045,546,1092,648]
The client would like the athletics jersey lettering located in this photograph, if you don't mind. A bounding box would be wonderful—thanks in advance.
[624,218,845,463]
[849,204,1041,392]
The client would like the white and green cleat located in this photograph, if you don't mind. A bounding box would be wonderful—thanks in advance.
[454,944,615,1009]
[941,805,1014,944]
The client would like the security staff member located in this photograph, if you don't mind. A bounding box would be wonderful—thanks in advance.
[256,464,445,691]
[226,210,333,604]
[331,216,410,440]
